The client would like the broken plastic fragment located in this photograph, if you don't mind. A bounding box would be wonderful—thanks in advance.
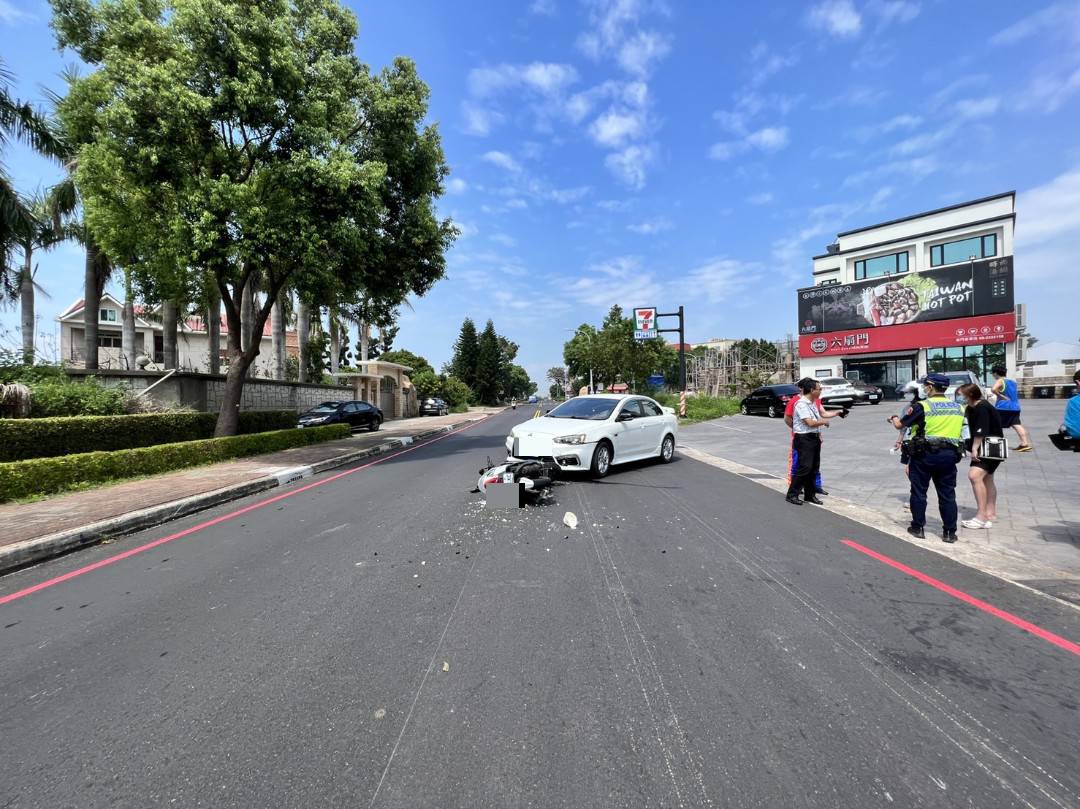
[442,661,450,673]
[563,512,578,530]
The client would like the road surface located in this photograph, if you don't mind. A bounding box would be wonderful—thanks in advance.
[2,409,1078,808]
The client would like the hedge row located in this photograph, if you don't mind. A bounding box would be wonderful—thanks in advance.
[0,424,350,503]
[0,410,298,462]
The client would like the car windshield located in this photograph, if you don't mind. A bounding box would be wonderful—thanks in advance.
[306,404,340,415]
[545,397,619,420]
[945,373,972,383]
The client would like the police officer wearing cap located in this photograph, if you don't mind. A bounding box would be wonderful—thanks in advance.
[889,373,966,543]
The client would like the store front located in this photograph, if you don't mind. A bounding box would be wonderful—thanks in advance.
[842,355,917,398]
[926,342,1006,385]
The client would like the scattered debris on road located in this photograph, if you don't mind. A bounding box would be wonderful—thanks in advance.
[563,511,578,530]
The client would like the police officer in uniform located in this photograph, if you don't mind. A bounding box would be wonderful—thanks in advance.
[889,373,965,543]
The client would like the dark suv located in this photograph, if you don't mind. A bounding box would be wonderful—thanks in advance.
[298,401,382,432]
[420,397,449,416]
[739,385,799,418]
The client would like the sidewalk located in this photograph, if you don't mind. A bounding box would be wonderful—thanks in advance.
[679,399,1080,606]
[0,408,501,572]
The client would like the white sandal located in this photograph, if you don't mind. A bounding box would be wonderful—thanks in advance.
[961,518,992,529]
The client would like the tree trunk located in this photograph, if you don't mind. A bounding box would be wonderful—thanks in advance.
[272,294,286,380]
[83,242,100,370]
[207,289,221,375]
[360,320,370,362]
[329,309,340,376]
[161,299,178,369]
[121,289,136,371]
[214,281,277,436]
[297,299,310,383]
[20,250,34,364]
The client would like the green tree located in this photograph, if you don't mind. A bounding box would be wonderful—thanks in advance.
[52,0,454,434]
[379,349,433,376]
[506,364,536,400]
[563,306,676,391]
[449,318,479,389]
[473,319,503,405]
[13,190,63,363]
[441,375,472,409]
[1,59,65,297]
[410,368,440,399]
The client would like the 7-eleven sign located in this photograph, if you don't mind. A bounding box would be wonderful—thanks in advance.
[634,307,656,331]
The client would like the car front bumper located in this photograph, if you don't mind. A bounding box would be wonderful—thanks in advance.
[505,435,595,471]
[820,395,856,408]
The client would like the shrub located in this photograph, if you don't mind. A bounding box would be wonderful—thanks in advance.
[654,392,741,424]
[28,379,128,417]
[0,424,349,502]
[0,410,299,462]
[442,376,473,408]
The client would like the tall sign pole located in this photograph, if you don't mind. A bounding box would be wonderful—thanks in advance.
[635,305,687,416]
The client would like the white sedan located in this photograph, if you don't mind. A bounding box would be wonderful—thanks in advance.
[505,394,678,478]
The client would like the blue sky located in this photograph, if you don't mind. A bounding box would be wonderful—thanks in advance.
[3,0,1080,385]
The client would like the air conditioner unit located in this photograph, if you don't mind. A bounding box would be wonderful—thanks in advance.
[1014,303,1027,331]
[1015,336,1026,364]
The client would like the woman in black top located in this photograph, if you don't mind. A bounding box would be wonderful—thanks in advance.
[959,382,1003,529]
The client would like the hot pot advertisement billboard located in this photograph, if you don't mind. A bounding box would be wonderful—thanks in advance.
[797,256,1013,335]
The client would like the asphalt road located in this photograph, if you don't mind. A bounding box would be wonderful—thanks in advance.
[2,408,1078,808]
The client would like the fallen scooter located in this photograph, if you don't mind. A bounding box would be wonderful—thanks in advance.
[472,458,558,499]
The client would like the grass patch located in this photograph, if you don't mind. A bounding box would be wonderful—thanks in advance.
[0,424,349,503]
[655,393,742,425]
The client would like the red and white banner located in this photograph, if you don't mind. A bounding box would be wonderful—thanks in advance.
[799,313,1015,358]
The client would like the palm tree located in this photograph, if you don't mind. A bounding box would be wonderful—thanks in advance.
[1,59,64,300]
[13,190,62,363]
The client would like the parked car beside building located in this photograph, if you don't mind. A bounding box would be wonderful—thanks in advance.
[846,377,883,403]
[298,401,382,432]
[420,397,449,416]
[740,384,799,418]
[817,378,859,409]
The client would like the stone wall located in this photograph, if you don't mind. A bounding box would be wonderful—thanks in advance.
[66,369,350,413]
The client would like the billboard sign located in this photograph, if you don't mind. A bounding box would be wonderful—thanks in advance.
[797,256,1013,335]
[634,306,657,339]
[798,313,1015,358]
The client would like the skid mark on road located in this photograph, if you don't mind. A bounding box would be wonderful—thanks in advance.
[575,487,713,809]
[658,486,1078,809]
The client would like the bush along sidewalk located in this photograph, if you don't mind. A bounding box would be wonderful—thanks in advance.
[0,424,350,502]
[0,411,298,462]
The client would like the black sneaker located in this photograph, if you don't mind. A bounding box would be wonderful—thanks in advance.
[907,525,925,539]
[785,494,803,506]
[805,496,825,505]
[815,488,829,496]
[942,530,958,544]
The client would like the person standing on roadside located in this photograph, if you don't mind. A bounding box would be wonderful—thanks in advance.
[958,383,1003,530]
[1063,370,1080,438]
[786,379,845,506]
[890,373,965,543]
[991,364,1032,452]
[785,379,827,496]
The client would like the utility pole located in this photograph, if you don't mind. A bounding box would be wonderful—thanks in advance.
[638,305,687,415]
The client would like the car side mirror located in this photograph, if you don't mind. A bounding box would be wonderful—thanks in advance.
[617,411,635,422]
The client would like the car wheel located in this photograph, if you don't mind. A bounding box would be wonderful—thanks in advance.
[369,418,380,432]
[740,404,749,415]
[659,434,675,463]
[590,440,613,478]
[871,399,880,405]
[767,404,778,418]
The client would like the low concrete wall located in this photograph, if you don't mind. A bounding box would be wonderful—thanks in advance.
[66,369,350,413]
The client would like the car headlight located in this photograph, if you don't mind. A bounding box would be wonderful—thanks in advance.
[553,434,588,445]
[306,416,329,423]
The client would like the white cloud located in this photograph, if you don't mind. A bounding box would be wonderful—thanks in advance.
[855,113,922,141]
[813,86,889,111]
[749,42,799,86]
[1023,66,1080,113]
[843,156,939,188]
[605,143,655,189]
[991,3,1080,46]
[0,0,32,24]
[455,220,479,239]
[490,233,517,248]
[446,177,468,195]
[547,186,591,204]
[469,62,579,98]
[1015,166,1080,252]
[482,151,522,173]
[678,258,754,304]
[807,0,862,37]
[589,109,646,147]
[869,0,920,27]
[747,192,774,205]
[529,0,557,16]
[955,96,1000,118]
[506,198,529,210]
[714,89,801,136]
[569,255,664,309]
[627,217,672,235]
[461,103,500,137]
[617,30,672,77]
[745,126,789,151]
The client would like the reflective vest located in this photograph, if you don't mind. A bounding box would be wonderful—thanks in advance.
[921,396,965,441]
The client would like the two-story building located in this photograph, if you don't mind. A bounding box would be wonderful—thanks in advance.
[797,192,1017,395]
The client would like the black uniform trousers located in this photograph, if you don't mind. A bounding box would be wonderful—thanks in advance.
[908,447,959,532]
[787,433,821,500]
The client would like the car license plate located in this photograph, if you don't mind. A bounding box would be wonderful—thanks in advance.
[869,395,879,401]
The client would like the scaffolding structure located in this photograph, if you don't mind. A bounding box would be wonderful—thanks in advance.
[686,336,799,398]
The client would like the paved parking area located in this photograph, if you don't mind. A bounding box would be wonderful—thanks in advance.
[679,399,1080,581]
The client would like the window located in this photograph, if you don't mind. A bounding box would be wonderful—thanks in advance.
[96,332,122,348]
[926,342,1005,385]
[642,400,663,417]
[622,400,646,418]
[930,233,997,267]
[854,251,908,280]
[99,308,117,322]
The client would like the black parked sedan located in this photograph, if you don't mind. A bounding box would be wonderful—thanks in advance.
[739,384,800,418]
[297,400,382,432]
[420,397,449,416]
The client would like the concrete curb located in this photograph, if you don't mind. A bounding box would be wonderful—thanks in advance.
[0,415,492,575]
